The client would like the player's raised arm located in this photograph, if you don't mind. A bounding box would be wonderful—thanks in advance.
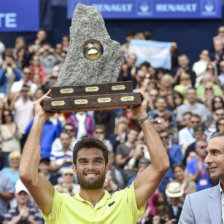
[19,91,55,216]
[132,92,170,209]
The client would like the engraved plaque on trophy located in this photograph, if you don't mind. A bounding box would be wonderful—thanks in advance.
[43,4,141,113]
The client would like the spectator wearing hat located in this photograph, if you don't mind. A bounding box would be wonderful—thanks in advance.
[4,179,43,224]
[54,168,80,197]
[165,182,184,223]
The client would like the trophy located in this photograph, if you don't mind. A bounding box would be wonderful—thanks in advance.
[43,4,141,112]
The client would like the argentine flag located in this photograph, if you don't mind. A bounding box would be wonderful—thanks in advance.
[129,39,172,69]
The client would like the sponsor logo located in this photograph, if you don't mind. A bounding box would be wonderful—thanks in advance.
[0,13,17,28]
[136,0,152,15]
[201,0,216,15]
[92,4,133,13]
[108,201,115,207]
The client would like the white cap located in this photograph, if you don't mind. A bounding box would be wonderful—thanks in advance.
[15,179,29,194]
[165,182,184,198]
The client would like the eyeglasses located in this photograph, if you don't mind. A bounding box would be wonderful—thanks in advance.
[63,173,73,176]
[218,123,224,126]
[3,113,11,117]
[205,87,213,90]
[23,72,31,75]
[152,120,162,124]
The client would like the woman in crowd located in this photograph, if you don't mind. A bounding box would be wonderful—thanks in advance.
[0,109,22,167]
[172,163,196,200]
[29,54,46,82]
[216,117,224,133]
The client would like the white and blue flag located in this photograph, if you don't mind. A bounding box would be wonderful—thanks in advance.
[129,39,172,69]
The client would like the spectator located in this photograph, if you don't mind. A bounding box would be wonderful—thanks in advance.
[94,110,115,139]
[186,138,212,191]
[174,72,192,103]
[183,126,205,165]
[115,128,139,170]
[50,131,73,174]
[1,151,21,187]
[196,72,222,100]
[178,112,194,152]
[121,31,135,56]
[38,158,58,186]
[172,54,196,87]
[159,74,173,97]
[106,151,124,190]
[109,118,128,152]
[10,84,34,135]
[25,117,62,158]
[67,112,95,141]
[3,179,43,224]
[10,67,37,101]
[0,40,5,67]
[54,168,80,196]
[172,163,196,200]
[215,117,224,133]
[29,55,46,83]
[61,34,70,51]
[218,60,224,88]
[38,43,60,75]
[165,182,183,223]
[192,49,210,87]
[149,96,177,128]
[94,125,113,152]
[51,123,76,156]
[176,87,211,127]
[0,109,21,167]
[158,129,182,193]
[0,171,14,222]
[148,88,159,110]
[0,55,22,94]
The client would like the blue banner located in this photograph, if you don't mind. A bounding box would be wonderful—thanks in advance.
[0,0,39,32]
[67,0,222,19]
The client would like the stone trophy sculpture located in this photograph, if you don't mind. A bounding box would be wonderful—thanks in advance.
[43,4,141,112]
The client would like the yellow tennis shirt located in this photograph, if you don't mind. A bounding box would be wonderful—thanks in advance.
[43,183,145,224]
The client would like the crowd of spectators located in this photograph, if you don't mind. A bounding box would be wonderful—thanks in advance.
[0,26,224,224]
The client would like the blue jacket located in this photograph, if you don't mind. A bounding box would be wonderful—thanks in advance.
[0,68,22,94]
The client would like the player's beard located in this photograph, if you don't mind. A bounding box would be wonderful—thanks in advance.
[77,168,106,189]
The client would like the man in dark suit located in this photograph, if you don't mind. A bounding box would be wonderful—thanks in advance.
[180,132,224,223]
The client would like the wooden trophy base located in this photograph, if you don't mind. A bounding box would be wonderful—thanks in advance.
[43,81,142,112]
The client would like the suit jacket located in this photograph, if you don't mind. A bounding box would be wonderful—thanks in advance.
[179,185,222,224]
